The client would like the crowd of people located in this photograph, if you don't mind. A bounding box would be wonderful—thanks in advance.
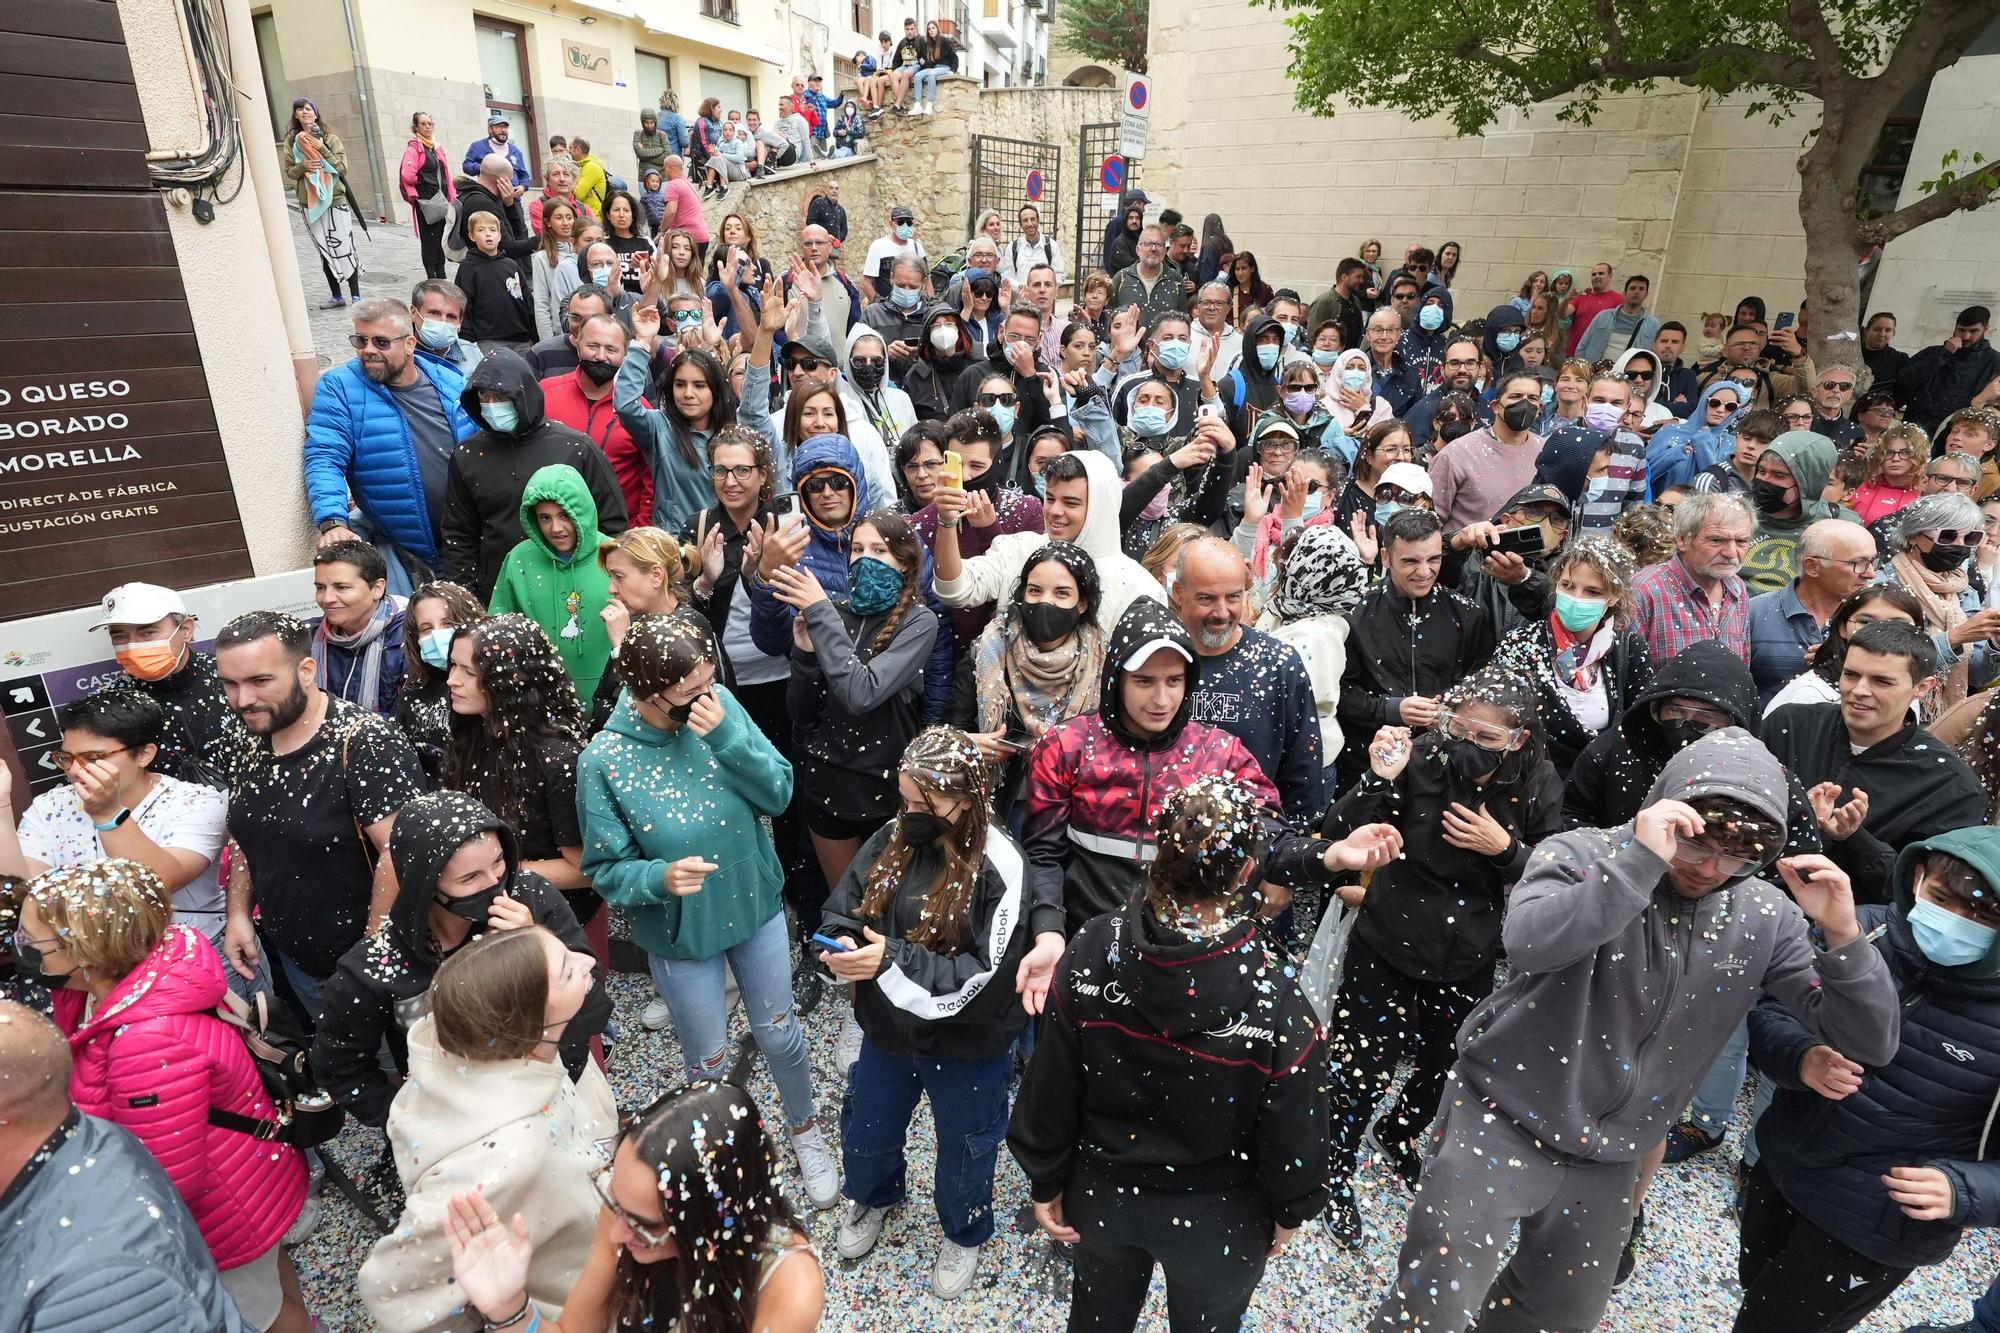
[8,195,2000,1333]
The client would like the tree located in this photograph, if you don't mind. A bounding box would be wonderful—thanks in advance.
[1055,0,1148,75]
[1258,0,2000,373]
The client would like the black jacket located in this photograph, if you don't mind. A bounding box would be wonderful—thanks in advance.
[442,348,630,599]
[1761,703,1988,903]
[1007,900,1330,1227]
[1492,617,1654,776]
[308,792,611,1126]
[1751,834,2000,1267]
[950,336,1054,443]
[1326,735,1562,984]
[902,307,977,422]
[786,597,938,822]
[1335,583,1497,748]
[1900,339,2000,432]
[119,651,236,786]
[822,822,1031,1061]
[452,181,539,261]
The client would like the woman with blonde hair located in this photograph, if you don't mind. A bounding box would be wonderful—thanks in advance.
[1849,420,1929,525]
[1140,521,1211,591]
[359,924,616,1332]
[19,860,312,1331]
[592,525,703,730]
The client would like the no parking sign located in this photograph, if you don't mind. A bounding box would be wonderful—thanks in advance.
[1026,168,1044,202]
[1121,74,1149,159]
[1099,155,1124,194]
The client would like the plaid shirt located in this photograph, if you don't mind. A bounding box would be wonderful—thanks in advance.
[1630,555,1750,664]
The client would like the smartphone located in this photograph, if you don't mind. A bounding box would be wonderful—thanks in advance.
[777,493,802,522]
[940,449,964,489]
[810,931,854,953]
[1494,523,1551,558]
[996,731,1033,755]
[1197,403,1224,422]
[1775,311,1796,332]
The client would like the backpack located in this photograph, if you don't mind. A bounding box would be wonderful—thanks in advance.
[442,195,470,263]
[205,987,346,1148]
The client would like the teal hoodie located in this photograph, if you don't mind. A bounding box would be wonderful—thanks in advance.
[576,686,792,960]
[1744,430,1860,593]
[490,464,614,702]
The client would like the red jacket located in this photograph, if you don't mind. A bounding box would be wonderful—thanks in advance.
[398,137,456,238]
[540,369,655,524]
[56,925,308,1269]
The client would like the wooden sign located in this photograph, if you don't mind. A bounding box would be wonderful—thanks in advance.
[564,39,614,85]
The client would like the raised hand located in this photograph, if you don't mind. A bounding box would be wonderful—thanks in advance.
[758,272,788,334]
[1368,726,1412,781]
[769,561,829,610]
[1240,462,1270,524]
[1806,782,1869,841]
[443,1190,533,1323]
[1634,797,1704,865]
[630,302,663,348]
[1775,854,1860,946]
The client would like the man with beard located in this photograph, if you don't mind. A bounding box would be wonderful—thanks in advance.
[215,611,425,1021]
[1402,336,1493,451]
[305,298,479,574]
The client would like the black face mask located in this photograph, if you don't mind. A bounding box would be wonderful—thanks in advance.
[1018,601,1082,645]
[12,940,78,988]
[1499,399,1538,433]
[850,359,887,392]
[1750,479,1794,515]
[1922,542,1972,573]
[435,886,504,925]
[578,357,618,387]
[1438,417,1473,443]
[664,688,709,725]
[1658,718,1713,752]
[899,810,952,845]
[1444,736,1501,785]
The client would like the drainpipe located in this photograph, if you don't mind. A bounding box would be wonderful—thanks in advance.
[338,0,392,221]
[219,0,320,410]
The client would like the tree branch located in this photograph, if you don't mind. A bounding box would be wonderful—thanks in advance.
[1782,0,1844,88]
[1861,159,2000,245]
[1872,0,2000,119]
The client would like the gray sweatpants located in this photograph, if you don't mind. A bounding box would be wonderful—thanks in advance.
[1369,1078,1638,1332]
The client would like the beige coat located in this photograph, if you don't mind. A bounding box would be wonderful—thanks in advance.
[358,1018,618,1332]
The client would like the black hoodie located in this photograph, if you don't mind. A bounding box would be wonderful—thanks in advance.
[441,349,630,599]
[308,791,612,1126]
[1335,579,1497,764]
[1007,898,1330,1227]
[950,326,1054,443]
[901,306,976,423]
[1220,313,1285,442]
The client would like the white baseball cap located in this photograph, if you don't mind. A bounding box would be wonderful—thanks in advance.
[88,582,188,630]
[1379,462,1434,497]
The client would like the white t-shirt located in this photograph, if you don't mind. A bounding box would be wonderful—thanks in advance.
[16,774,229,919]
[863,235,929,283]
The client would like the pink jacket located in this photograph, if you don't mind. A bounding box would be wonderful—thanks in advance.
[56,924,308,1270]
[399,137,457,236]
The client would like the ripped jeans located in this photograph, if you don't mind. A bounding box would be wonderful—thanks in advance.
[645,909,818,1128]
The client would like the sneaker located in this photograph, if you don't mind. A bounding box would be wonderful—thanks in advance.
[319,296,348,310]
[836,1200,892,1259]
[1612,1206,1645,1290]
[1661,1120,1726,1165]
[640,996,672,1031]
[1370,1122,1424,1190]
[837,1008,865,1071]
[792,1125,840,1210]
[282,1195,323,1246]
[931,1237,981,1299]
[1325,1184,1364,1247]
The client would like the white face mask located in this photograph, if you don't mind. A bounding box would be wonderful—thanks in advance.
[930,326,959,352]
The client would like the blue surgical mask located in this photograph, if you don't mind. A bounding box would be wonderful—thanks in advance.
[1131,404,1170,436]
[894,222,913,241]
[1541,383,1555,406]
[1553,591,1606,633]
[989,405,1016,437]
[1314,350,1342,369]
[1155,339,1191,370]
[1033,470,1048,499]
[417,319,458,351]
[891,285,921,309]
[1301,492,1324,521]
[1374,500,1406,526]
[418,627,456,670]
[1496,331,1522,353]
[482,401,520,433]
[1418,305,1444,331]
[1339,367,1369,391]
[1583,474,1609,502]
[1255,344,1279,371]
[591,265,615,288]
[846,555,905,616]
[1908,895,1998,967]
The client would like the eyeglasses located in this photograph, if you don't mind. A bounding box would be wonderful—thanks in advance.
[590,1163,671,1248]
[1669,836,1759,879]
[1783,412,1815,424]
[1932,527,1987,547]
[1882,448,1914,460]
[976,392,1019,408]
[1818,556,1877,575]
[1443,358,1480,370]
[1437,708,1522,751]
[51,746,128,770]
[800,472,853,496]
[903,458,944,474]
[709,463,760,481]
[346,334,407,351]
[1930,473,1978,492]
[788,355,830,373]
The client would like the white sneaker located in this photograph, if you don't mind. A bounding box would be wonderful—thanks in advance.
[922,100,935,116]
[836,1200,892,1258]
[837,1009,865,1070]
[792,1125,841,1210]
[640,996,672,1031]
[931,1237,981,1298]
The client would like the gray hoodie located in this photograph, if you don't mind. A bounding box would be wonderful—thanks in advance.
[1455,727,1900,1164]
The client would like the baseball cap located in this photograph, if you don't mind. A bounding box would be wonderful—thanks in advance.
[808,73,823,82]
[1379,462,1433,497]
[486,110,510,127]
[1499,482,1571,515]
[89,582,187,630]
[890,206,914,223]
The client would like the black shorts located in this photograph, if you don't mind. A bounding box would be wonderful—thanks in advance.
[803,807,888,843]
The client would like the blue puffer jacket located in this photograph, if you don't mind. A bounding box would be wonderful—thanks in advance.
[1750,827,2000,1268]
[1645,380,1749,494]
[305,356,477,563]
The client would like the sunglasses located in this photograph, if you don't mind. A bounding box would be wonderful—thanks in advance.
[1932,528,1987,547]
[346,334,407,351]
[976,392,1019,408]
[788,354,830,373]
[801,472,853,496]
[1820,382,1855,391]
[52,746,128,770]
[1626,370,1654,380]
[850,356,886,372]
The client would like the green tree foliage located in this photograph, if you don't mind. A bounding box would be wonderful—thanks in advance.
[1056,0,1149,75]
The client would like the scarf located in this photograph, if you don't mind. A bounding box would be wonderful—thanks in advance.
[1251,506,1332,584]
[1549,615,1617,691]
[312,595,401,714]
[971,617,1104,742]
[414,131,435,150]
[1262,524,1367,623]
[1892,550,1971,712]
[291,134,337,223]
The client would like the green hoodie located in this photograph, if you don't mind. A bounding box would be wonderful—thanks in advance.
[1744,430,1860,593]
[490,464,614,702]
[1891,826,2000,981]
[576,688,793,960]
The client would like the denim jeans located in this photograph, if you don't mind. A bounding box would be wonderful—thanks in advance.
[839,1035,1012,1246]
[646,910,817,1128]
[276,950,326,1025]
[1688,1015,1750,1134]
[913,65,942,101]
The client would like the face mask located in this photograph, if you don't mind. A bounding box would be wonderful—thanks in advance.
[1438,417,1473,444]
[417,319,459,351]
[929,325,959,352]
[1500,399,1538,432]
[1131,404,1170,436]
[1317,350,1344,370]
[1445,736,1501,785]
[1496,331,1522,353]
[436,886,504,925]
[1418,305,1445,331]
[590,265,615,288]
[894,223,913,241]
[847,555,905,615]
[898,809,952,845]
[418,627,456,671]
[1554,591,1607,633]
[1155,339,1191,370]
[115,637,182,682]
[578,357,618,387]
[1139,489,1171,522]
[1658,717,1714,752]
[891,285,921,310]
[1019,600,1082,644]
[1339,367,1369,391]
[1584,402,1624,433]
[1374,500,1406,526]
[1908,895,1998,967]
[987,405,1017,438]
[1922,542,1973,573]
[1255,344,1280,371]
[1582,474,1609,503]
[1540,383,1555,406]
[1283,390,1317,416]
[1750,479,1795,515]
[1301,492,1325,521]
[482,401,520,433]
[13,945,77,988]
[674,310,704,332]
[850,359,886,392]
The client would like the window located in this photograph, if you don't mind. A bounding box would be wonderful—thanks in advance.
[251,11,289,141]
[701,0,739,23]
[1857,79,1930,220]
[852,0,872,35]
[637,51,670,106]
[700,65,753,118]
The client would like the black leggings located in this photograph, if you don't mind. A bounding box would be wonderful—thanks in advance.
[1065,1158,1272,1333]
[732,678,824,933]
[1733,1161,1914,1332]
[321,256,361,300]
[416,210,448,279]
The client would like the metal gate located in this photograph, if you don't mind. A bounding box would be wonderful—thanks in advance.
[1076,122,1141,293]
[967,134,1060,279]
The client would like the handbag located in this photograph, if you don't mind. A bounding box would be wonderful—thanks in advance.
[416,192,449,225]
